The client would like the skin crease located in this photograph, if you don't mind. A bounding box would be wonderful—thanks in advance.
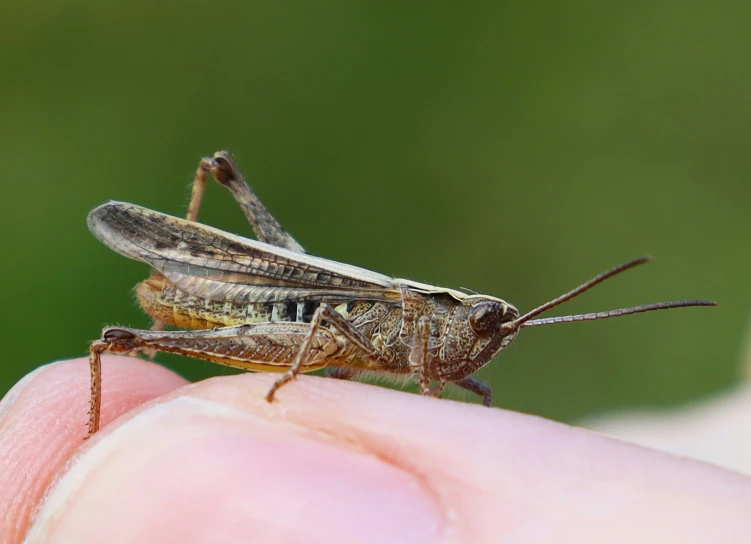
[1,357,750,544]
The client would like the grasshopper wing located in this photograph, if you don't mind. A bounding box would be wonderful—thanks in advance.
[88,201,401,304]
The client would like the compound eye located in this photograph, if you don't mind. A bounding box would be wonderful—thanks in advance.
[469,301,503,336]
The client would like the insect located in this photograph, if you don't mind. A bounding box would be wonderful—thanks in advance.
[86,151,716,436]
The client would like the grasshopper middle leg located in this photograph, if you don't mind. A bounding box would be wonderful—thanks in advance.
[265,304,385,401]
[410,315,447,399]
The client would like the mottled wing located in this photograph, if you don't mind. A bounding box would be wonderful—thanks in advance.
[88,201,401,304]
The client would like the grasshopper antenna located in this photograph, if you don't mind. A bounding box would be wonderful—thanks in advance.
[504,256,717,330]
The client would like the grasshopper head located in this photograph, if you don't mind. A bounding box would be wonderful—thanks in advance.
[435,296,521,381]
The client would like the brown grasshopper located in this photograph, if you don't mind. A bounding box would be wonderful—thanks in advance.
[86,151,716,436]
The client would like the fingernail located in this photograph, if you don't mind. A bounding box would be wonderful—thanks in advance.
[28,397,444,543]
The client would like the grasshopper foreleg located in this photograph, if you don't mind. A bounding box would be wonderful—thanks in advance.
[265,304,382,401]
[414,316,432,396]
[411,316,446,399]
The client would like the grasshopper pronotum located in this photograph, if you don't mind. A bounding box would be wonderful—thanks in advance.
[86,152,716,435]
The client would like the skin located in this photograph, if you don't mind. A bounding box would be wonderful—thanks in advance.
[1,357,751,543]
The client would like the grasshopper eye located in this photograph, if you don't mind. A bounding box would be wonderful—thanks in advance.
[469,301,503,335]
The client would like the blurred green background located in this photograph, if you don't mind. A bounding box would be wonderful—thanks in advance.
[1,1,748,422]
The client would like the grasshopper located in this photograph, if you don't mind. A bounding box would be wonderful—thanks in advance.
[86,151,716,436]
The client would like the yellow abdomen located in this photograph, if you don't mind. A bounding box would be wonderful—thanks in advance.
[137,274,284,329]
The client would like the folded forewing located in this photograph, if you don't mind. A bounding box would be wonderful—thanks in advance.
[88,201,401,303]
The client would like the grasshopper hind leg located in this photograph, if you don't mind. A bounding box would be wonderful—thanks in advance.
[88,340,107,437]
[88,328,151,437]
[188,151,304,253]
[87,328,154,437]
[87,322,342,436]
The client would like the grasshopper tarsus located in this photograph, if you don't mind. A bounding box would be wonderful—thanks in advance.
[455,376,493,407]
[85,151,716,436]
[425,381,447,399]
[265,374,291,403]
[324,368,356,380]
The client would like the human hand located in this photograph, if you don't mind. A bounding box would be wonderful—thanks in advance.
[2,356,750,543]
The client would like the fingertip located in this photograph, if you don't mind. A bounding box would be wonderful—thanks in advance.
[0,356,187,543]
[29,396,443,544]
